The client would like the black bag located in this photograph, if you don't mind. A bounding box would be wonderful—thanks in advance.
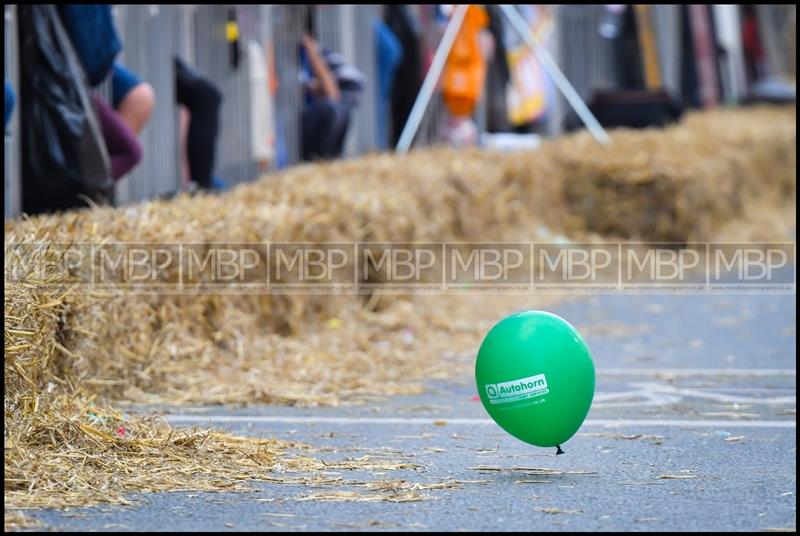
[563,89,684,132]
[19,4,112,215]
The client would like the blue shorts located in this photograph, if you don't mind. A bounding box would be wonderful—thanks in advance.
[111,63,143,109]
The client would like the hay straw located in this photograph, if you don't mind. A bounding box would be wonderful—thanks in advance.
[535,507,583,515]
[557,106,795,242]
[4,106,796,524]
[5,107,794,407]
[469,466,597,476]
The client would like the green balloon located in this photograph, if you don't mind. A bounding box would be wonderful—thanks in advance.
[475,311,595,449]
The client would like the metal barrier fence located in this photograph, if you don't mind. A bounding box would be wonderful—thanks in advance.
[757,4,797,79]
[193,5,255,184]
[4,5,792,219]
[414,4,448,148]
[652,5,682,101]
[271,5,304,168]
[557,6,619,102]
[556,5,682,103]
[113,5,181,204]
[5,5,21,218]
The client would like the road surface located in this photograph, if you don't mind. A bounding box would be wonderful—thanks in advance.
[26,292,796,532]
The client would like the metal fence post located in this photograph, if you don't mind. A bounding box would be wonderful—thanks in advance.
[271,5,304,167]
[5,5,21,218]
[552,5,616,137]
[114,5,181,204]
[652,5,682,100]
[352,4,379,155]
[192,6,253,184]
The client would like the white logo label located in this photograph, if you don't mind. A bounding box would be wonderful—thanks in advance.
[485,374,549,405]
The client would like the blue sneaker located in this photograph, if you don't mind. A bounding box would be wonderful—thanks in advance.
[210,176,230,191]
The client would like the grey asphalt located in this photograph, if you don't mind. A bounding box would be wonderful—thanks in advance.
[23,292,796,532]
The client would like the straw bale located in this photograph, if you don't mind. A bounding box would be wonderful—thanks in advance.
[556,106,796,242]
[4,105,795,522]
[6,106,793,408]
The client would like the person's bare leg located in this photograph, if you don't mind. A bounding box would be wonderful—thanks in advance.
[178,106,191,188]
[116,82,156,135]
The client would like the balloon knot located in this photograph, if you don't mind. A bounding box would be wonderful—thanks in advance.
[555,445,565,455]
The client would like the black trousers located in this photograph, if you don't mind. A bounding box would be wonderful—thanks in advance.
[301,99,351,162]
[175,56,222,188]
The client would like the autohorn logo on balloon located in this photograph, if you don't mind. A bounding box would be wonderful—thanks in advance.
[485,374,549,405]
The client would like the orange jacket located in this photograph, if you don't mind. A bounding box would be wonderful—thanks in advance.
[442,5,489,117]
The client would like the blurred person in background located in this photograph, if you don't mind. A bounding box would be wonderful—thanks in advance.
[90,92,142,182]
[19,4,145,214]
[440,5,491,147]
[384,5,424,147]
[58,4,153,179]
[375,17,403,150]
[175,55,226,191]
[111,62,155,135]
[299,8,364,162]
[59,5,155,136]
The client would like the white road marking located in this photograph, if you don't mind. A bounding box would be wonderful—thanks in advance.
[160,370,797,427]
[592,381,796,408]
[159,369,797,421]
[163,415,795,428]
[597,369,795,377]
